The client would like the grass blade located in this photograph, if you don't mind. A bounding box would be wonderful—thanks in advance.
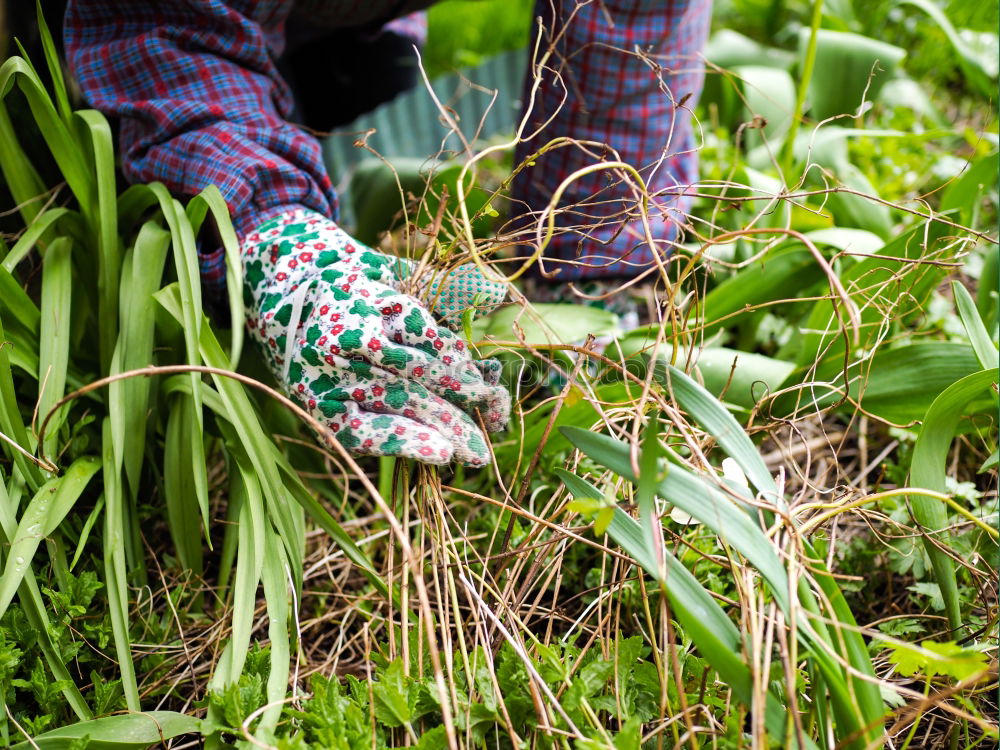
[697,244,828,338]
[0,58,91,204]
[658,364,778,499]
[0,470,91,719]
[163,395,205,574]
[0,208,74,273]
[561,424,884,747]
[258,529,291,737]
[34,0,72,124]
[186,186,244,368]
[794,220,949,368]
[0,455,99,618]
[38,236,72,458]
[10,710,200,750]
[0,311,44,489]
[898,0,997,97]
[561,426,791,610]
[909,368,999,632]
[160,372,388,598]
[101,418,140,710]
[556,467,813,747]
[219,458,264,685]
[0,266,41,333]
[656,368,885,742]
[74,110,121,376]
[776,340,985,423]
[112,221,171,493]
[0,102,47,225]
[951,280,998,370]
[636,415,664,573]
[155,284,306,589]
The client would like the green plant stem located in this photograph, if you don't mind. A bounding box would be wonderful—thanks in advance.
[379,456,394,504]
[899,676,933,750]
[780,0,825,179]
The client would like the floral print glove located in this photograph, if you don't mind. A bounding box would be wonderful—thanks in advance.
[242,208,509,467]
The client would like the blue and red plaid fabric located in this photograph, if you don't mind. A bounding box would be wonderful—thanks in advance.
[64,0,711,291]
[511,0,711,281]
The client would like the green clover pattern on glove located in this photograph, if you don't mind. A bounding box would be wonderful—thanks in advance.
[242,208,509,467]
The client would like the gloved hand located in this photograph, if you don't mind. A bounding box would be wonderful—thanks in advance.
[242,208,509,467]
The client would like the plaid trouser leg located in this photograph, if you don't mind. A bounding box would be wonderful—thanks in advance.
[510,0,713,282]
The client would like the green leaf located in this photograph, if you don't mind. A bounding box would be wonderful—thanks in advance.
[11,711,200,749]
[0,102,48,226]
[909,582,945,611]
[471,303,619,352]
[898,0,998,97]
[611,334,796,411]
[637,413,664,569]
[806,227,885,255]
[656,365,778,500]
[372,659,412,728]
[593,507,615,537]
[887,639,989,682]
[0,266,41,334]
[35,0,72,125]
[909,368,999,632]
[561,426,791,611]
[0,311,44,488]
[0,455,100,619]
[74,109,121,374]
[940,151,998,228]
[951,280,998,370]
[155,284,306,589]
[0,208,73,273]
[794,220,950,367]
[566,497,603,515]
[696,243,829,337]
[0,58,91,206]
[0,474,92,720]
[555,467,804,746]
[775,341,986,424]
[38,236,73,458]
[112,221,171,496]
[101,419,140,711]
[257,528,291,737]
[185,186,244,368]
[800,29,905,121]
[561,419,884,748]
[162,395,205,574]
[160,373,387,599]
[733,65,796,147]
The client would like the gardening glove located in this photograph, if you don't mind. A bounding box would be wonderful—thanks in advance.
[242,208,509,467]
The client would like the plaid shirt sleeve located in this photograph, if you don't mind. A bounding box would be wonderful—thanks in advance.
[511,0,712,281]
[63,0,337,248]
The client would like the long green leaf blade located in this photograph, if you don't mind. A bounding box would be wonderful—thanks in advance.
[101,419,140,710]
[910,368,999,632]
[952,280,998,370]
[11,711,200,750]
[38,237,73,458]
[0,455,99,619]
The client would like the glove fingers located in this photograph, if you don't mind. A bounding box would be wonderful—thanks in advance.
[370,338,508,423]
[335,375,493,467]
[315,399,455,465]
[381,296,510,429]
[274,286,509,433]
[474,358,502,386]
